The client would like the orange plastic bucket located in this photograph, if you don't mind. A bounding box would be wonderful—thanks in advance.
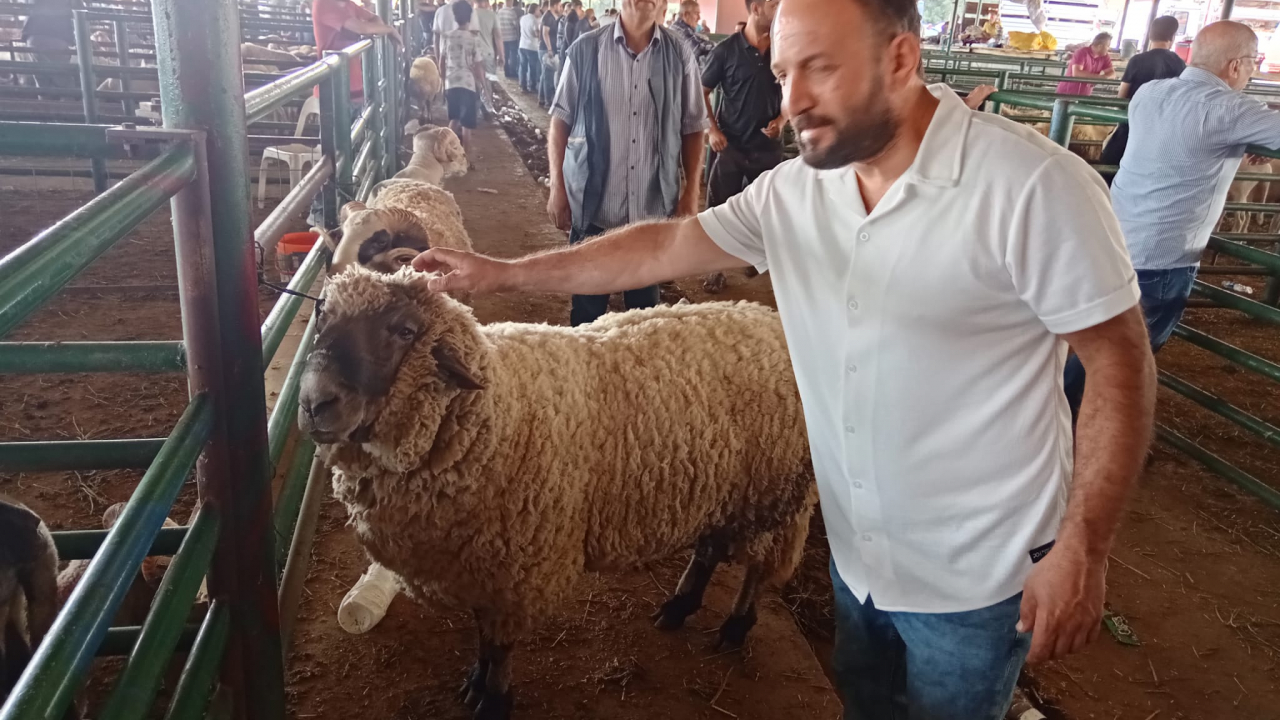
[277,231,319,282]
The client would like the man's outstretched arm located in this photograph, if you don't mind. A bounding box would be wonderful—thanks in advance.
[412,216,748,296]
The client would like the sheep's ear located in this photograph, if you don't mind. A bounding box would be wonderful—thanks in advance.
[339,201,368,223]
[432,136,452,164]
[432,343,484,391]
[0,498,43,564]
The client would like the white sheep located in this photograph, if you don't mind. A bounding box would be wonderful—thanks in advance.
[1,497,60,710]
[408,56,444,123]
[297,270,816,720]
[392,125,468,186]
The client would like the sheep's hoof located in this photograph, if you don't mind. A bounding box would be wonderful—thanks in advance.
[702,273,727,294]
[743,266,759,280]
[473,691,512,720]
[650,593,701,631]
[458,661,488,708]
[714,606,758,651]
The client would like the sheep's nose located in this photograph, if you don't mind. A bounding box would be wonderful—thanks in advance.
[298,369,340,427]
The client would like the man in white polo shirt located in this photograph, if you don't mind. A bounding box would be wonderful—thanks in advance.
[413,0,1156,715]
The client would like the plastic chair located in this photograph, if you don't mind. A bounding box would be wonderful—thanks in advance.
[256,95,323,208]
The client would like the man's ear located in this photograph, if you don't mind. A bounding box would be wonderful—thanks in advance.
[432,342,485,391]
[339,201,368,223]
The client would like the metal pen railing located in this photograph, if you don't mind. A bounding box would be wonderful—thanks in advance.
[0,0,403,712]
[983,88,1280,514]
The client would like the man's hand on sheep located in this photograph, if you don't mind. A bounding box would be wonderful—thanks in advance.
[414,247,515,295]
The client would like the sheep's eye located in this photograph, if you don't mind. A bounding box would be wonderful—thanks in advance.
[394,326,417,342]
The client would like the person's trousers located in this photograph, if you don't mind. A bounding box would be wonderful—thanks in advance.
[519,49,539,92]
[830,560,1030,720]
[569,224,660,327]
[26,35,74,90]
[1098,122,1129,187]
[707,142,785,208]
[503,40,520,77]
[1063,265,1198,418]
[538,49,557,106]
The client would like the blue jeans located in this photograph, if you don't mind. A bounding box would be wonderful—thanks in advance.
[830,560,1030,720]
[568,224,659,326]
[1063,266,1198,418]
[519,49,539,92]
[538,49,557,106]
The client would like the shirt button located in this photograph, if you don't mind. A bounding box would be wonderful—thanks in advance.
[853,481,863,489]
[862,533,872,542]
[844,424,855,434]
[846,363,857,373]
[859,232,869,242]
[848,299,859,311]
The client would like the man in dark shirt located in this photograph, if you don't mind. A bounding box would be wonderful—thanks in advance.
[700,0,782,293]
[539,0,563,107]
[1099,15,1186,174]
[22,0,78,92]
[557,0,583,63]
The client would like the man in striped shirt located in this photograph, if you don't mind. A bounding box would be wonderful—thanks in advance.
[546,0,709,326]
[1064,20,1280,416]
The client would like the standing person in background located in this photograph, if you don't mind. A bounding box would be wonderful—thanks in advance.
[473,0,503,114]
[545,0,708,326]
[1057,32,1114,96]
[1066,21,1280,417]
[670,0,714,66]
[519,2,543,92]
[416,0,439,52]
[21,0,78,95]
[498,0,523,77]
[600,7,618,25]
[539,0,564,107]
[1097,16,1185,176]
[579,7,598,33]
[700,0,783,293]
[558,0,584,63]
[441,0,485,159]
[434,0,466,61]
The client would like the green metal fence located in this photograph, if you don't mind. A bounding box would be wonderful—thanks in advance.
[0,0,406,714]
[983,89,1280,513]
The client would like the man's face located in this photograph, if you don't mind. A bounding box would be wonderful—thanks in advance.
[622,0,657,21]
[773,0,905,169]
[682,6,700,26]
[749,0,780,34]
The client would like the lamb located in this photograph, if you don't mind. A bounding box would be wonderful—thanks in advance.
[393,125,468,186]
[296,270,816,720]
[320,181,474,280]
[408,56,444,122]
[1,497,60,710]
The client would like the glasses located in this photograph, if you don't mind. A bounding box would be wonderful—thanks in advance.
[1236,54,1264,66]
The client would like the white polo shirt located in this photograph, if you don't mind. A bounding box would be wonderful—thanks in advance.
[698,85,1140,613]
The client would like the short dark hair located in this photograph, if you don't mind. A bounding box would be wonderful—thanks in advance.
[452,0,472,25]
[850,0,921,40]
[1149,15,1179,43]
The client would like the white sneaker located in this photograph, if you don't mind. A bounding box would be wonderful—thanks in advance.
[337,563,400,634]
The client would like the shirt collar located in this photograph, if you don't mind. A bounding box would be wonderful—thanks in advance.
[815,84,968,187]
[612,16,661,48]
[1181,65,1232,90]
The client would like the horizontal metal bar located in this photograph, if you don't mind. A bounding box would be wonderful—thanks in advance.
[0,395,213,720]
[0,121,126,159]
[1067,104,1127,123]
[267,311,317,470]
[54,526,188,561]
[0,341,185,374]
[0,438,166,472]
[0,142,196,339]
[1156,424,1280,512]
[1216,233,1280,242]
[1222,201,1280,213]
[98,504,219,720]
[163,601,229,720]
[1191,280,1280,325]
[1208,236,1280,271]
[1193,265,1274,275]
[1159,371,1280,448]
[260,233,328,366]
[0,85,166,102]
[98,624,199,658]
[245,56,340,125]
[1171,324,1280,384]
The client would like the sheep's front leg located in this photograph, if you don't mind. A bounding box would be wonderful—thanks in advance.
[715,563,762,650]
[651,535,726,631]
[458,620,490,708]
[473,639,514,720]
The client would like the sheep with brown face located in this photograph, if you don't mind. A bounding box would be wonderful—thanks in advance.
[1,497,60,711]
[297,270,815,720]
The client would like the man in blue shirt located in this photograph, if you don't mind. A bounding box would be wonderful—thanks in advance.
[1064,20,1280,416]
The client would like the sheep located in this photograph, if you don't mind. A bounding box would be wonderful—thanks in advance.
[393,125,468,186]
[319,180,474,282]
[408,56,444,122]
[1,496,59,710]
[296,269,817,720]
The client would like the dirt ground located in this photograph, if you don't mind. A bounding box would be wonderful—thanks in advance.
[2,82,1279,719]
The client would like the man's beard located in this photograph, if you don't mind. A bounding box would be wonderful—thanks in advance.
[792,78,899,170]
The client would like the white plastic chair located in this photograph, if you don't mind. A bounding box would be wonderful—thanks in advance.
[256,95,323,208]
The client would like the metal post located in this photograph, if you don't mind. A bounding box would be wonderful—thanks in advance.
[331,51,355,206]
[1048,98,1075,147]
[74,10,107,193]
[149,0,286,717]
[376,0,398,174]
[944,0,961,53]
[318,70,340,229]
[1115,0,1133,50]
[362,42,383,186]
[115,19,134,117]
[1221,0,1235,20]
[1141,0,1162,52]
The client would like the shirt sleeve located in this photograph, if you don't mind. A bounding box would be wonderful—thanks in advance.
[313,0,347,31]
[701,43,725,90]
[1222,94,1280,150]
[680,47,710,135]
[697,163,775,271]
[1007,153,1140,334]
[550,55,577,126]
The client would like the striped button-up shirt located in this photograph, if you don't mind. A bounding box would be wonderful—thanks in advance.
[1113,67,1280,270]
[550,22,709,229]
[497,5,522,42]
